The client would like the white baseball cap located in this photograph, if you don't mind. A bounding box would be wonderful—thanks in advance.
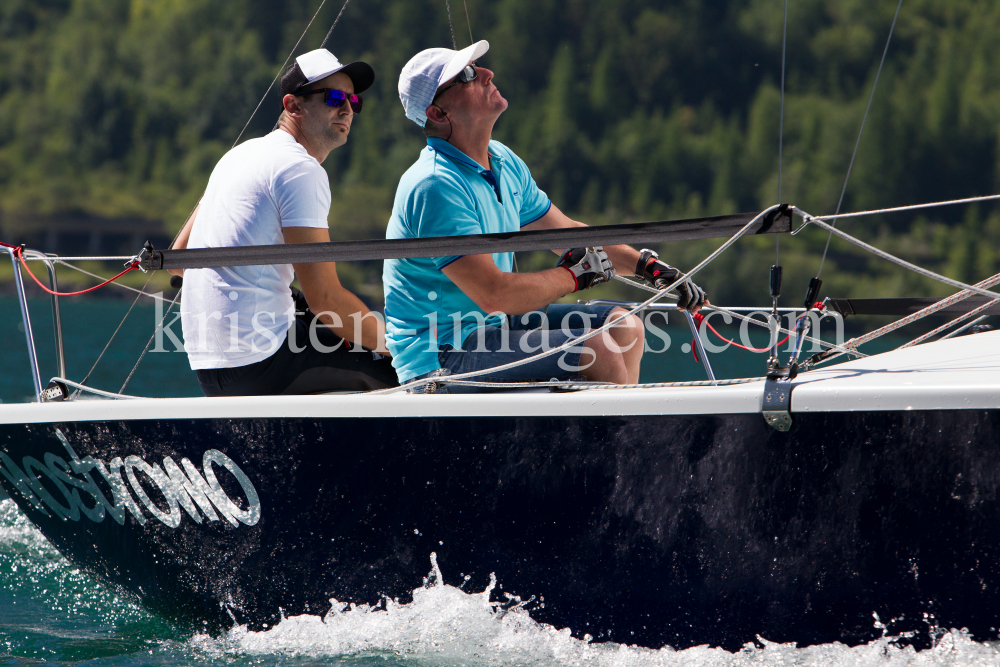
[280,48,375,100]
[398,41,490,126]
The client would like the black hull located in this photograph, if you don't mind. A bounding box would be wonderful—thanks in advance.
[2,410,1000,649]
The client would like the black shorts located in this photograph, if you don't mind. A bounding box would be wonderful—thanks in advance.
[196,313,399,396]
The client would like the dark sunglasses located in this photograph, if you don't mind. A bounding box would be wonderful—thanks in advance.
[434,64,478,100]
[294,88,363,113]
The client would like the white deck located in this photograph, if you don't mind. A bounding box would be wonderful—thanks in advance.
[1,331,998,424]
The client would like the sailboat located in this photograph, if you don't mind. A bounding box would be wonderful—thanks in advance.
[4,0,1000,652]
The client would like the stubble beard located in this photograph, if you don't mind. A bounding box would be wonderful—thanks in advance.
[307,113,348,153]
[323,123,347,149]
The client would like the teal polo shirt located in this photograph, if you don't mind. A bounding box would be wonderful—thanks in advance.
[383,138,552,382]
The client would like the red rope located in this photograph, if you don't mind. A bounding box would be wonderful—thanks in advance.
[1,242,140,296]
[689,311,792,362]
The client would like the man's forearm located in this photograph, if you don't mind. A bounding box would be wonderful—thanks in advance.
[310,287,388,353]
[466,266,575,314]
[508,267,577,313]
[603,244,643,277]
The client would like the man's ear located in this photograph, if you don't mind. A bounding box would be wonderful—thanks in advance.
[425,104,449,125]
[283,94,303,116]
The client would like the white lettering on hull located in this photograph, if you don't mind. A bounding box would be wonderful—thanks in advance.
[0,429,261,530]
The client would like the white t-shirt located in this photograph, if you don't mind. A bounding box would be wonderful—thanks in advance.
[181,130,331,370]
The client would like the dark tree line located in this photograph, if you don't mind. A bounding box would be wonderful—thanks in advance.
[2,0,1000,305]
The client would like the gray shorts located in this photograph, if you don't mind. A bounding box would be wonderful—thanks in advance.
[417,303,618,391]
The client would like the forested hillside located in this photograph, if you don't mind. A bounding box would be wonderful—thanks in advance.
[2,0,999,306]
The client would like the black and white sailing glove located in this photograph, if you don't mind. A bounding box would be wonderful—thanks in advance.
[557,246,616,292]
[636,249,707,310]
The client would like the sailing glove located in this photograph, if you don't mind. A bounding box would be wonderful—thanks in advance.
[636,249,707,310]
[557,246,616,292]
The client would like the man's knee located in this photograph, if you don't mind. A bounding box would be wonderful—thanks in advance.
[604,308,645,352]
[581,334,628,382]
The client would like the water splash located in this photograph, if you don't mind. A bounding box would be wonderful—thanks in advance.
[190,552,1000,667]
[4,501,1000,666]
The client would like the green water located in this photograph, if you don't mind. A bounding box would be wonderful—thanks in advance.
[1,296,201,404]
[0,296,909,403]
[3,498,1000,667]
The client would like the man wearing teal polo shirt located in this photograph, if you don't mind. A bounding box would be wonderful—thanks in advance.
[384,41,707,389]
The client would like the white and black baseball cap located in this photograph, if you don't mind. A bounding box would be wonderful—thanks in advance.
[280,49,375,103]
[398,41,489,126]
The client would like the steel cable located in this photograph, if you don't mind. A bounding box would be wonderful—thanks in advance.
[817,0,904,277]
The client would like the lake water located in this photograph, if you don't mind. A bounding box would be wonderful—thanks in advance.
[4,296,996,665]
[0,295,903,403]
[2,498,999,666]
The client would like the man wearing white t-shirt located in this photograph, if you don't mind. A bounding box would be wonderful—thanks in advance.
[173,49,397,395]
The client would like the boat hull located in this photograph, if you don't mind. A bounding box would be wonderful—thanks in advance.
[2,408,999,649]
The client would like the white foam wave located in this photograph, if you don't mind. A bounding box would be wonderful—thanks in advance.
[190,553,1000,667]
[0,498,55,553]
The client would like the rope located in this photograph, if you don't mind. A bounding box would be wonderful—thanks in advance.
[119,288,182,395]
[370,206,779,395]
[612,274,858,357]
[433,376,765,391]
[23,255,133,262]
[804,217,1000,301]
[789,218,1000,365]
[53,377,140,400]
[0,242,142,296]
[792,194,1000,226]
[899,296,999,348]
[21,259,139,297]
[692,311,791,354]
[232,0,332,148]
[808,275,1000,365]
[817,0,904,278]
[53,260,166,300]
[713,304,862,357]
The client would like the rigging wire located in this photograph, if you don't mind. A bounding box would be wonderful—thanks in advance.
[939,315,989,341]
[904,307,994,348]
[71,272,155,399]
[120,288,182,395]
[816,0,904,278]
[164,0,349,257]
[320,0,352,48]
[52,260,164,300]
[462,0,474,45]
[776,0,788,265]
[233,0,336,148]
[445,0,458,49]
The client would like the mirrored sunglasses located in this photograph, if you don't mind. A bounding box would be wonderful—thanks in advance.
[294,88,363,113]
[434,64,478,100]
